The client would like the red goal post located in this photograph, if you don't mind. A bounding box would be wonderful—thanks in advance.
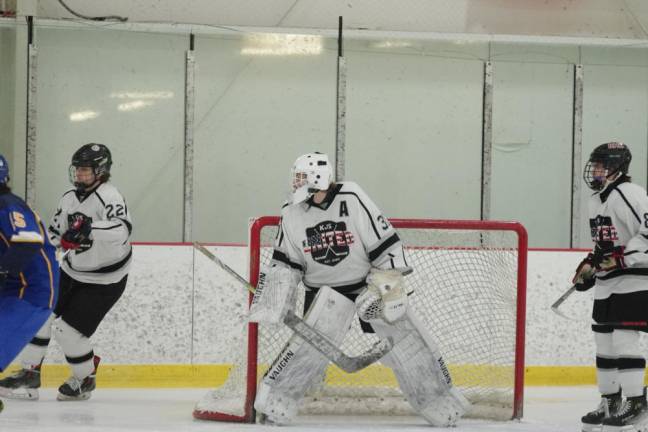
[194,216,527,422]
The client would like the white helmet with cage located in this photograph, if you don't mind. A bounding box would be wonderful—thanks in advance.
[290,152,333,204]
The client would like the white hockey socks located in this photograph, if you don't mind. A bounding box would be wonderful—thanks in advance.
[21,314,54,369]
[615,330,645,398]
[52,318,95,379]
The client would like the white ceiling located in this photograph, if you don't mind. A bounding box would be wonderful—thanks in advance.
[28,0,648,40]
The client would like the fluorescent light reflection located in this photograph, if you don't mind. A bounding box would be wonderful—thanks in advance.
[241,34,322,56]
[372,41,414,49]
[69,111,99,122]
[110,91,174,99]
[117,100,154,112]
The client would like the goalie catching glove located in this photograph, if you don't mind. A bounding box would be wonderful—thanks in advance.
[249,265,301,324]
[356,268,409,324]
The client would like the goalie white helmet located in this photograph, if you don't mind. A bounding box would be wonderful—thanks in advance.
[290,152,333,204]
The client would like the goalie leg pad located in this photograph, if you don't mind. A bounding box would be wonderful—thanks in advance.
[254,286,356,424]
[371,310,470,426]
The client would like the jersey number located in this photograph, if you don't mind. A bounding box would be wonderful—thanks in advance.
[11,211,26,228]
[377,215,390,231]
[106,204,126,219]
[644,213,648,228]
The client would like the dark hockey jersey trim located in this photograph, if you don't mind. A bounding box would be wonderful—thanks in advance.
[118,218,133,236]
[304,280,367,295]
[614,187,642,224]
[93,224,123,231]
[597,267,648,281]
[93,190,107,207]
[599,176,630,203]
[368,233,400,262]
[337,191,381,240]
[65,249,132,274]
[271,250,303,271]
[306,184,343,211]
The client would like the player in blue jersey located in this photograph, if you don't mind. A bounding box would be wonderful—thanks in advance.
[0,155,59,400]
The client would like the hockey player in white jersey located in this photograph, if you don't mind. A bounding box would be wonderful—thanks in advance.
[249,152,469,426]
[573,142,648,431]
[0,143,132,401]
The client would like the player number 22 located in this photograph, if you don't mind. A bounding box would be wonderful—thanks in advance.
[106,204,126,218]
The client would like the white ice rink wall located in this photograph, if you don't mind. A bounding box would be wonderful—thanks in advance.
[7,243,632,386]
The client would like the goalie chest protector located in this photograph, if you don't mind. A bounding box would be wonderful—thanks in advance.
[273,181,406,294]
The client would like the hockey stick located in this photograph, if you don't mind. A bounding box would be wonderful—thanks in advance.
[550,285,578,321]
[193,242,393,373]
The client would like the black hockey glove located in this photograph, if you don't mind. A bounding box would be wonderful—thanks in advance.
[61,215,92,250]
[572,253,596,292]
[596,246,626,273]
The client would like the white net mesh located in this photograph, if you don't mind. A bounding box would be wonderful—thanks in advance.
[194,218,525,422]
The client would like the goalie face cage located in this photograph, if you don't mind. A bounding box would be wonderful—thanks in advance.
[194,217,527,422]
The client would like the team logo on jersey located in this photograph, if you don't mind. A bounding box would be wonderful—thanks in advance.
[303,220,354,266]
[590,216,619,244]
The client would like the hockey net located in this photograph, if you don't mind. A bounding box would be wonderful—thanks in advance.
[194,217,527,422]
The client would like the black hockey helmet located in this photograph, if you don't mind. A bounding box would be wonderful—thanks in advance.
[69,143,112,191]
[583,142,631,191]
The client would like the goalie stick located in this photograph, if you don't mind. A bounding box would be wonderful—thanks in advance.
[193,242,393,373]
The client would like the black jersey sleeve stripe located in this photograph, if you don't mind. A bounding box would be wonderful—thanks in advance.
[368,233,400,262]
[65,249,132,274]
[271,250,303,271]
[597,267,648,280]
[277,226,284,247]
[93,224,123,231]
[615,187,642,224]
[117,217,132,235]
[338,192,381,239]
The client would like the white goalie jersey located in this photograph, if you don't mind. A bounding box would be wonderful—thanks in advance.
[589,179,648,299]
[272,181,409,294]
[48,182,133,284]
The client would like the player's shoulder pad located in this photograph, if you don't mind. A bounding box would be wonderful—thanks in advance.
[280,200,297,217]
[94,182,125,206]
[614,182,646,202]
[337,181,371,202]
[59,188,77,202]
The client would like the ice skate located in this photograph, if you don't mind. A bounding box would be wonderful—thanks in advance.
[0,365,41,400]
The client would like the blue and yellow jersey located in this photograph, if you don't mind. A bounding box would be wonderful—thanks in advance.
[0,193,59,309]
